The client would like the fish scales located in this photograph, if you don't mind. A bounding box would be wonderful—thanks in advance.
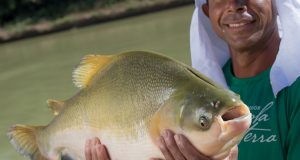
[7,51,252,160]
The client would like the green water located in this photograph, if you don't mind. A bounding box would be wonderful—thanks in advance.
[0,5,194,159]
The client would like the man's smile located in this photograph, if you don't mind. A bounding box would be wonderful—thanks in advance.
[226,21,255,28]
[223,20,256,33]
[221,13,257,34]
[221,12,256,30]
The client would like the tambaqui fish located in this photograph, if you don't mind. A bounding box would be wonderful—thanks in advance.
[7,51,251,160]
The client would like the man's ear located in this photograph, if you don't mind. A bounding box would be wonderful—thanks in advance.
[202,3,209,17]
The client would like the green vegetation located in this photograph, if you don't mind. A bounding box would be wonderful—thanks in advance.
[0,0,125,27]
[0,0,192,42]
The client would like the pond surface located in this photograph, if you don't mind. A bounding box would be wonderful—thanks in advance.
[0,5,194,159]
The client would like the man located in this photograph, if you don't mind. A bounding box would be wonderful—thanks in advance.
[85,0,300,159]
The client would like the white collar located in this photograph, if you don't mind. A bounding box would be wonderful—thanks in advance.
[190,0,300,96]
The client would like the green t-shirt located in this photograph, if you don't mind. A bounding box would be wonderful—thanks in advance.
[223,60,300,160]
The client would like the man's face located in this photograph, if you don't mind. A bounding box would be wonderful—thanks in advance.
[203,0,277,51]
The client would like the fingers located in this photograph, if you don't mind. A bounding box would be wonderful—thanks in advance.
[174,134,211,160]
[157,134,175,160]
[85,132,212,160]
[91,138,100,160]
[162,130,186,160]
[156,130,211,160]
[85,137,110,160]
[85,139,92,160]
[91,138,97,160]
[149,158,164,160]
[228,145,238,160]
[99,144,110,160]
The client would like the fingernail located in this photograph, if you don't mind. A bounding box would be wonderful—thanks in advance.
[156,136,164,148]
[163,130,169,138]
[95,137,101,144]
[174,134,179,141]
[174,134,181,145]
[96,143,102,149]
[85,139,91,146]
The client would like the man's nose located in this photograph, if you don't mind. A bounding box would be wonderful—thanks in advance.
[226,0,247,13]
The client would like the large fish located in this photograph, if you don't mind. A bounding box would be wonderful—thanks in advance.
[7,51,251,160]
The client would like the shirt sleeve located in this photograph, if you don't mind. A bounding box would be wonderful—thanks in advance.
[280,77,300,160]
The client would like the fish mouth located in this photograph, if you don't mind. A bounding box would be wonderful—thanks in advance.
[218,103,252,143]
[221,104,250,122]
[213,104,251,159]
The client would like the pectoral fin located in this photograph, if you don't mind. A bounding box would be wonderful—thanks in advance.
[47,99,65,116]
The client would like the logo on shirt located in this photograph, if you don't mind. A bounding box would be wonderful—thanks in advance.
[242,101,278,143]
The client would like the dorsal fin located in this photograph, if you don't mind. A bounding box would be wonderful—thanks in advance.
[72,54,113,88]
[47,99,65,116]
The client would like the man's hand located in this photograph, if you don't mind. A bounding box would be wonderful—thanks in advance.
[85,137,110,160]
[152,130,238,160]
[84,131,238,160]
[151,130,211,160]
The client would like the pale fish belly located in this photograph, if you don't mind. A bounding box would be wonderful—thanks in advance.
[46,127,163,160]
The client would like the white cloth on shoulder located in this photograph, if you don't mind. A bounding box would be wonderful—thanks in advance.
[190,0,300,95]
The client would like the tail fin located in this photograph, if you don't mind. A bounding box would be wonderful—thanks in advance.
[7,124,48,160]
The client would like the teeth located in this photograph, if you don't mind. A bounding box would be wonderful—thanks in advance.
[228,23,247,28]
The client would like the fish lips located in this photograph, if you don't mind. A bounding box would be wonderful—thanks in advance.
[218,104,252,141]
[211,105,251,159]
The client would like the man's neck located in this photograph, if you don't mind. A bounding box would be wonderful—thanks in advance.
[229,30,281,78]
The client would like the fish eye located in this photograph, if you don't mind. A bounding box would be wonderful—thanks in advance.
[61,154,74,160]
[199,116,209,129]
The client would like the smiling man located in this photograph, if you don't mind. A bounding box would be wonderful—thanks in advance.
[201,0,280,78]
[180,0,300,159]
[192,0,284,159]
[85,0,300,159]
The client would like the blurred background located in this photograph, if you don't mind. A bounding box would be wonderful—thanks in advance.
[0,0,194,159]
